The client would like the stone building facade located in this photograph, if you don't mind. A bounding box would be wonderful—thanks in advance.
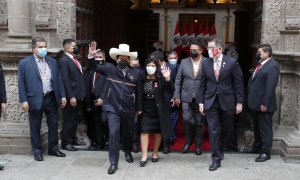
[0,0,299,162]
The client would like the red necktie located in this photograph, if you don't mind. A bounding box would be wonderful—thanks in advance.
[253,63,262,78]
[92,72,100,96]
[73,56,82,73]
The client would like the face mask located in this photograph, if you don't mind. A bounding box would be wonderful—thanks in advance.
[73,47,79,55]
[169,59,177,65]
[190,51,198,59]
[256,52,262,62]
[146,66,156,75]
[96,60,104,65]
[37,48,47,58]
[208,49,214,58]
[212,48,219,57]
[117,60,129,69]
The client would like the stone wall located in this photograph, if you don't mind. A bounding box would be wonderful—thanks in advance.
[0,0,76,154]
[261,0,300,162]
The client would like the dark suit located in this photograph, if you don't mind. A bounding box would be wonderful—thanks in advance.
[85,69,108,148]
[163,62,179,146]
[59,53,86,146]
[199,54,244,163]
[173,57,206,148]
[247,59,279,154]
[18,55,65,155]
[0,64,7,119]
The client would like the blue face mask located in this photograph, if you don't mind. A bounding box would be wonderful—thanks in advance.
[169,59,177,65]
[37,48,47,58]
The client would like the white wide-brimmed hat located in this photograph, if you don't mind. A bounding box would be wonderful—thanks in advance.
[109,44,138,61]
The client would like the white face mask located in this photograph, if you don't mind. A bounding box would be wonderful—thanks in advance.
[169,58,177,65]
[146,66,156,75]
[208,49,214,58]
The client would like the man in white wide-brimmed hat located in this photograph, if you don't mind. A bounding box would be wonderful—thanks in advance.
[88,42,142,174]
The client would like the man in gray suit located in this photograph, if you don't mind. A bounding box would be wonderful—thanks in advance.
[172,41,206,155]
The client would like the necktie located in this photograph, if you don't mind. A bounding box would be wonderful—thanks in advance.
[73,56,82,74]
[253,63,262,78]
[214,59,220,81]
[92,72,100,96]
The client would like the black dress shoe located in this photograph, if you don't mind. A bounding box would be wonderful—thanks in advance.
[152,156,159,162]
[0,165,4,170]
[195,147,202,155]
[48,150,66,157]
[140,158,148,167]
[255,153,271,162]
[72,141,86,146]
[182,144,190,153]
[125,153,133,163]
[107,165,118,174]
[163,146,171,154]
[133,145,140,153]
[209,162,221,171]
[221,153,224,160]
[62,144,78,151]
[34,154,44,161]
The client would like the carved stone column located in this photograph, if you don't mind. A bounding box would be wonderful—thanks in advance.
[0,0,76,154]
[261,0,300,162]
[5,0,32,48]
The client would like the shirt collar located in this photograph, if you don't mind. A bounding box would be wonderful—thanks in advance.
[260,58,270,65]
[66,52,74,60]
[214,54,223,62]
[34,54,45,62]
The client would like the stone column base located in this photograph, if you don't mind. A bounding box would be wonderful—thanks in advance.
[273,126,300,163]
[0,123,49,154]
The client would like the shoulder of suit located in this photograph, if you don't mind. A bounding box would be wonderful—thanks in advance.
[181,57,191,64]
[19,54,34,65]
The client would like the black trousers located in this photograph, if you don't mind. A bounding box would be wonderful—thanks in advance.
[250,111,274,154]
[205,97,235,163]
[90,102,108,146]
[182,99,204,147]
[107,111,135,166]
[61,100,83,146]
[133,115,141,146]
[28,92,59,155]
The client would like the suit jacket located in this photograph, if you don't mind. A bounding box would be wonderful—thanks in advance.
[90,59,142,114]
[173,57,207,104]
[0,64,7,104]
[18,55,65,110]
[247,59,279,112]
[199,55,244,111]
[85,70,107,109]
[59,54,86,100]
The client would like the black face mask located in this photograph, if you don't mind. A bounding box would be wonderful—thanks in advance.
[117,60,129,69]
[73,47,79,55]
[256,52,261,62]
[96,60,104,65]
[190,51,198,59]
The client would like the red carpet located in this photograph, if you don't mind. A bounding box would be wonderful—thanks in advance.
[149,111,211,152]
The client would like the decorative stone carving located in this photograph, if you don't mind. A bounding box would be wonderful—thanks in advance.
[35,1,51,27]
[0,0,8,26]
[285,19,300,30]
[284,36,297,51]
[280,75,298,126]
[3,73,28,122]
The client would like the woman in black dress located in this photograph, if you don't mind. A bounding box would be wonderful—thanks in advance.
[137,58,174,167]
